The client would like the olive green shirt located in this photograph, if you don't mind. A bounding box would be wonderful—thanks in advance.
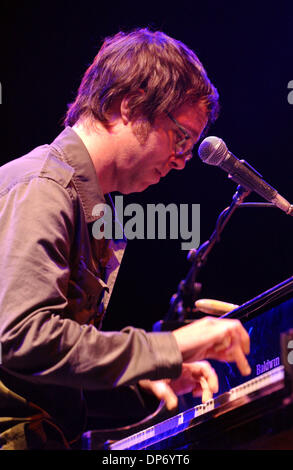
[0,127,182,447]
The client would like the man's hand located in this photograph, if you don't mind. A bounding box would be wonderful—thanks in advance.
[172,316,251,376]
[139,361,219,411]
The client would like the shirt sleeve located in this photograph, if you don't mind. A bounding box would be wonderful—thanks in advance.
[0,176,182,390]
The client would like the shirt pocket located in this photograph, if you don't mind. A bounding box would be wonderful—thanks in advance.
[65,259,109,325]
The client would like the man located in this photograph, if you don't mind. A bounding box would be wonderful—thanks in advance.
[0,28,250,450]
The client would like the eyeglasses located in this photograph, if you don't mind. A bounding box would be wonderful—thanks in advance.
[166,112,194,161]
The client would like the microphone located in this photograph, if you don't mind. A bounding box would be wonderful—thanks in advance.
[198,136,293,215]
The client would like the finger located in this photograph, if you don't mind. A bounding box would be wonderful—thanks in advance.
[139,379,178,410]
[207,325,251,376]
[194,361,219,394]
[231,342,251,376]
[191,379,209,399]
[228,320,250,355]
[238,323,250,355]
[215,321,250,354]
[153,381,178,411]
[198,377,213,403]
[213,335,232,353]
[228,330,251,376]
[190,362,219,402]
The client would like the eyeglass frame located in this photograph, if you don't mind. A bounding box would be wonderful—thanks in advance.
[166,111,194,161]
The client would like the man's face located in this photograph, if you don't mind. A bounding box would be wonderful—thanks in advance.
[117,101,208,194]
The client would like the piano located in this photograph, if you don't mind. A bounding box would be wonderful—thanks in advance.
[82,276,293,450]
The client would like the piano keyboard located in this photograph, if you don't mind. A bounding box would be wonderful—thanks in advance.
[110,365,285,450]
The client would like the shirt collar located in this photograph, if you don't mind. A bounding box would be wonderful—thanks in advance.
[51,126,105,223]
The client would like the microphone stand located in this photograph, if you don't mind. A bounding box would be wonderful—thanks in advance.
[164,184,251,323]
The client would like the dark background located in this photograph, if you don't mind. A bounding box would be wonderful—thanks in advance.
[1,0,293,332]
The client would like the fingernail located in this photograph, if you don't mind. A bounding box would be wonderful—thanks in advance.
[245,365,251,375]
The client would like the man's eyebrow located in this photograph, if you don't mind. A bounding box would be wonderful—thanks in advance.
[176,122,198,141]
[186,126,200,142]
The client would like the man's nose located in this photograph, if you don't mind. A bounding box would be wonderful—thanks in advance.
[169,155,188,170]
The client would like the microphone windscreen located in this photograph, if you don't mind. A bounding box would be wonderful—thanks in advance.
[198,136,228,166]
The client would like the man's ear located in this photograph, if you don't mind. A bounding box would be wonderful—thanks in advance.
[120,96,131,124]
[120,90,145,125]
